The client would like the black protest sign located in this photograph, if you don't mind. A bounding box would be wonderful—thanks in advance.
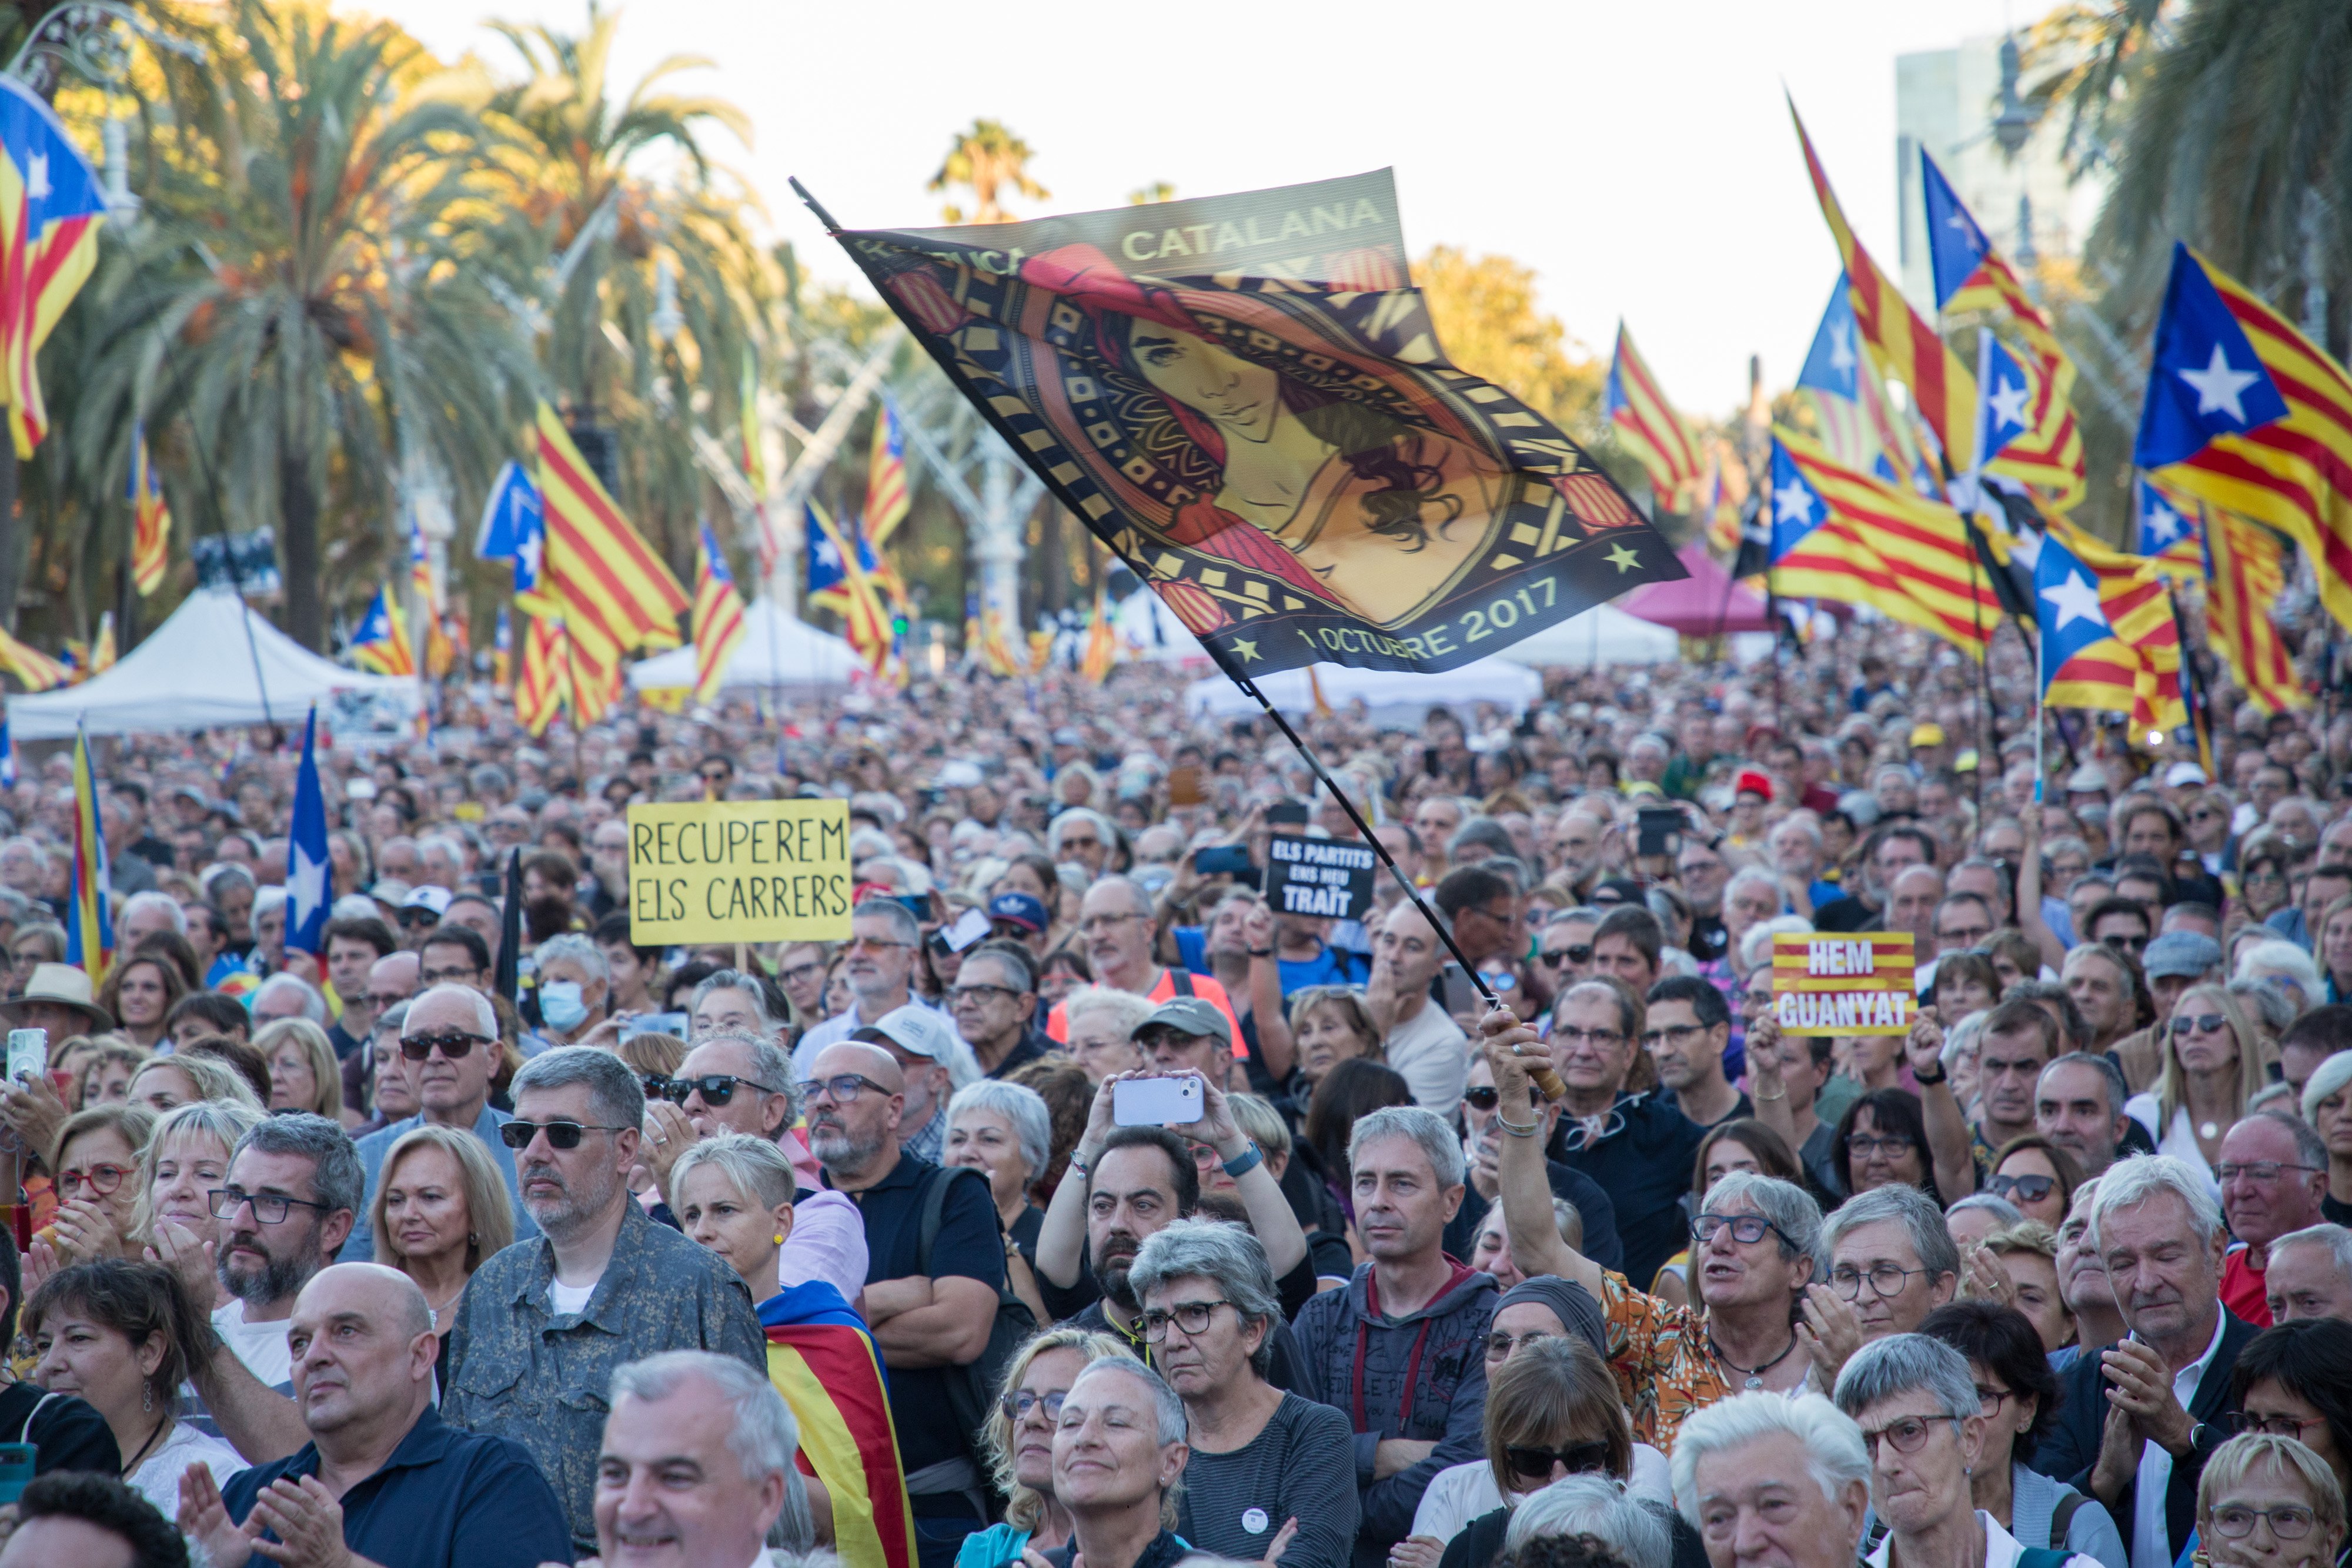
[1264,833,1377,921]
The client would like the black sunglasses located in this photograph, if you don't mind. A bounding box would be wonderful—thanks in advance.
[659,1074,784,1107]
[400,1029,489,1062]
[1462,1084,1540,1112]
[1538,944,1593,968]
[2169,1013,2229,1038]
[1504,1440,1612,1481]
[1988,1172,2055,1203]
[499,1119,630,1151]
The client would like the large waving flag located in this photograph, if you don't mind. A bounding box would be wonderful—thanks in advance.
[863,396,911,549]
[2202,508,2304,714]
[1973,328,2086,510]
[1792,103,1977,475]
[533,402,688,701]
[285,710,330,956]
[1920,151,2062,359]
[1768,432,1999,653]
[128,423,171,596]
[739,346,768,499]
[691,524,749,705]
[0,624,65,691]
[2034,523,2184,734]
[1605,325,1707,513]
[805,502,895,676]
[65,724,111,983]
[475,458,548,609]
[759,1287,913,1568]
[2134,242,2352,634]
[348,589,416,677]
[515,614,570,736]
[0,80,104,457]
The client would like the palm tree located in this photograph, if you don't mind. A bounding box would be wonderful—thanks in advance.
[929,120,1048,225]
[68,0,537,651]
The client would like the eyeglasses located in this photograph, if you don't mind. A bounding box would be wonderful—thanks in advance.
[2227,1411,2331,1440]
[1976,1385,2014,1415]
[1692,1213,1789,1248]
[56,1162,129,1199]
[2217,1161,2326,1185]
[2101,932,2152,954]
[1831,1263,1935,1300]
[1858,1416,1953,1456]
[1000,1389,1066,1425]
[1485,1328,1555,1360]
[1539,945,1592,968]
[661,1074,784,1107]
[844,935,914,954]
[1462,1085,1541,1113]
[799,1074,890,1105]
[2168,1014,2229,1039]
[777,962,824,987]
[2209,1506,2317,1541]
[1138,1299,1232,1341]
[400,1029,489,1062]
[497,1120,629,1151]
[1504,1441,1613,1482]
[1938,927,1993,947]
[1076,914,1147,935]
[950,983,1022,1007]
[209,1186,334,1225]
[1552,1027,1625,1051]
[1846,1135,1918,1161]
[1987,1173,2056,1204]
[420,965,483,986]
[1641,1022,1709,1051]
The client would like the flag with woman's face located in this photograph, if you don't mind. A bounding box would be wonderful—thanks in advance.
[829,169,1682,674]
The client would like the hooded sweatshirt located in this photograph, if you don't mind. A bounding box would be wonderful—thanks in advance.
[1291,1259,1497,1568]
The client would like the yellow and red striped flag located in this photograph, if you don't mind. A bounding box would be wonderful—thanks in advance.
[2202,508,2304,714]
[2034,519,2184,734]
[864,396,911,550]
[1080,586,1117,683]
[761,1305,913,1568]
[0,624,66,691]
[1604,325,1707,513]
[691,524,749,705]
[66,723,111,984]
[515,614,570,736]
[1791,101,1978,476]
[0,81,105,457]
[128,424,171,596]
[348,590,416,677]
[1767,432,1999,654]
[533,402,687,704]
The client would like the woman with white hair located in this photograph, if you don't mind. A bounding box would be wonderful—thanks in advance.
[1043,1357,1193,1568]
[2304,1051,2352,1225]
[1061,986,1153,1084]
[1502,1473,1675,1568]
[1129,1217,1357,1568]
[530,932,611,1050]
[2234,941,2323,1019]
[947,1079,1055,1321]
[1832,1333,2104,1568]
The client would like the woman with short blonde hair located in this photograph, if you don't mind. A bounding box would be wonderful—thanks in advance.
[133,1099,265,1260]
[2194,1432,2346,1568]
[126,1051,263,1118]
[254,1017,343,1121]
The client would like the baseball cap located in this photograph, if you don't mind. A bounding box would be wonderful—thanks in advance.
[1909,723,1946,747]
[400,885,453,918]
[1734,770,1772,800]
[1134,997,1231,1046]
[854,1004,962,1062]
[987,891,1048,934]
[2066,764,2110,794]
[2164,761,2210,787]
[2141,931,2223,980]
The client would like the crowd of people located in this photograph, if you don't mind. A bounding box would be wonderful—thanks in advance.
[0,624,2346,1568]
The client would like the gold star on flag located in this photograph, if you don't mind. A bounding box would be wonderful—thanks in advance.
[1230,637,1261,663]
[1606,543,1641,573]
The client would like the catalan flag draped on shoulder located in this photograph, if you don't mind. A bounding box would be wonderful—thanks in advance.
[1605,325,1707,513]
[0,79,104,457]
[1767,432,1999,654]
[2032,520,2184,734]
[128,424,171,596]
[1791,102,1977,474]
[2201,507,2304,713]
[691,524,749,705]
[66,724,111,984]
[757,1285,913,1568]
[349,589,415,677]
[864,395,911,549]
[533,402,688,701]
[2134,242,2352,635]
[515,614,570,737]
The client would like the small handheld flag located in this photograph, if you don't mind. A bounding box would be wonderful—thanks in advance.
[285,709,330,956]
[349,589,416,677]
[128,423,171,596]
[691,524,749,705]
[66,724,112,983]
[864,396,910,549]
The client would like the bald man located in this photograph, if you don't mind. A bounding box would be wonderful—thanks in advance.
[806,1041,1004,1562]
[179,1264,570,1568]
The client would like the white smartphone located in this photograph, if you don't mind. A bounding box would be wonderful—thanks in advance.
[1113,1074,1205,1127]
[6,1029,44,1085]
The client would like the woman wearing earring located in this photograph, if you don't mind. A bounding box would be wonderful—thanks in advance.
[25,1258,245,1517]
[369,1124,515,1368]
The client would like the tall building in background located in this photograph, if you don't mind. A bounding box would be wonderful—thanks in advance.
[1894,34,2108,315]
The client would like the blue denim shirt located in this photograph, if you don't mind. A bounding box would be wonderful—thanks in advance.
[440,1197,768,1555]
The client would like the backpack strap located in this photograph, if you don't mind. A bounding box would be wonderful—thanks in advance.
[2049,1493,2087,1552]
[916,1161,954,1275]
[1168,968,1195,998]
[2016,1547,2074,1568]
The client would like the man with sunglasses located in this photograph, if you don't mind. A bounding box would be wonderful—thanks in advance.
[2216,1112,2330,1327]
[1534,909,1601,1000]
[343,984,538,1265]
[1442,1051,1622,1274]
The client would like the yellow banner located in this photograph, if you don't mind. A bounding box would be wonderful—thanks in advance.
[1770,932,1916,1035]
[627,800,854,945]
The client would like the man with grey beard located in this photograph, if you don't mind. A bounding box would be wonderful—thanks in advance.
[439,1045,766,1559]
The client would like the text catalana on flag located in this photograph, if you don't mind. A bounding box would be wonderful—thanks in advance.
[1771,932,1916,1035]
[826,170,1685,675]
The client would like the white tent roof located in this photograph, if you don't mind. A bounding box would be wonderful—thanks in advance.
[10,590,415,740]
[627,599,860,692]
[1112,589,1214,668]
[1489,601,1681,667]
[1185,656,1544,728]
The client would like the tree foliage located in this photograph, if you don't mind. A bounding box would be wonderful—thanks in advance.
[1413,245,1603,443]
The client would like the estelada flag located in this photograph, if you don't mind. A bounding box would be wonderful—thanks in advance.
[826,170,1683,675]
[759,1285,913,1568]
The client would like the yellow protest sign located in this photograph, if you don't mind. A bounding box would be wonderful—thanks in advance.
[627,800,854,945]
[1770,932,1916,1035]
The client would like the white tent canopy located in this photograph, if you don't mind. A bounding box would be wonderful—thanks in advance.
[627,599,860,693]
[10,590,415,740]
[1112,589,1214,668]
[1186,656,1543,728]
[1489,601,1681,667]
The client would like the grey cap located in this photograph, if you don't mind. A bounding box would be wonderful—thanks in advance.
[2142,931,2223,980]
[1135,996,1231,1046]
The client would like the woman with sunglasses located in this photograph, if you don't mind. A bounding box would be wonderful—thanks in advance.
[1984,1135,2084,1229]
[960,1327,1134,1568]
[1919,1302,2127,1568]
[1130,1217,1355,1568]
[371,1123,516,1363]
[2124,985,2271,1185]
[2191,1433,2348,1568]
[30,1105,156,1282]
[1832,1333,2107,1568]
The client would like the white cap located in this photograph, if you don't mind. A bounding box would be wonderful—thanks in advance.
[2164,761,2210,787]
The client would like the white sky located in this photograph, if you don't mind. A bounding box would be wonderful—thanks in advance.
[380,0,2036,417]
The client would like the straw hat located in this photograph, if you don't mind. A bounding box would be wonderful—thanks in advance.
[2,963,115,1033]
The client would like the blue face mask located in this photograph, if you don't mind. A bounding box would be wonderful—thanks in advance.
[540,981,590,1033]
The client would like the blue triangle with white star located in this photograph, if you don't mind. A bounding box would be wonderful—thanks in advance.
[1977,333,2035,457]
[2033,530,2116,691]
[1796,277,1860,401]
[1767,440,1830,562]
[1920,151,1991,310]
[2134,242,2290,467]
[2134,477,2194,554]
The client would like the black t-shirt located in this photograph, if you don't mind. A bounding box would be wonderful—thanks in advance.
[1444,1158,1625,1274]
[2326,1191,2352,1226]
[1688,914,1729,962]
[1811,897,1883,933]
[0,1384,119,1476]
[1548,1092,1708,1293]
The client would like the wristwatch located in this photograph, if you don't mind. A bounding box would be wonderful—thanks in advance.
[1221,1142,1264,1179]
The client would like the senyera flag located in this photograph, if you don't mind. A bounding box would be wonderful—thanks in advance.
[824,170,1683,675]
